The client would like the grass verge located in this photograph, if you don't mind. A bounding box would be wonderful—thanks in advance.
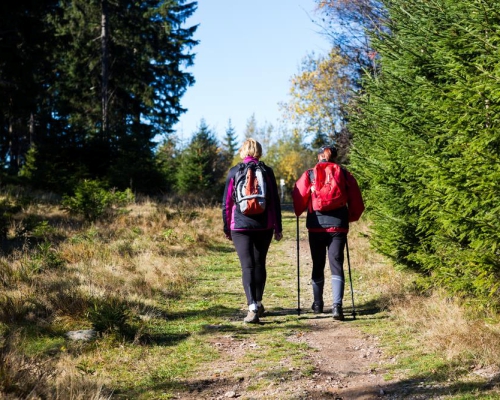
[1,190,500,399]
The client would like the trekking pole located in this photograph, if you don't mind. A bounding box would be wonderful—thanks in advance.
[296,216,301,316]
[346,237,356,320]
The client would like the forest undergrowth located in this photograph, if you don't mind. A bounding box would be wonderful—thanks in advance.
[1,188,500,399]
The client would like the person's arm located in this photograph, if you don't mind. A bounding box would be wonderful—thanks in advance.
[222,169,236,239]
[292,170,312,217]
[346,171,365,222]
[265,166,283,240]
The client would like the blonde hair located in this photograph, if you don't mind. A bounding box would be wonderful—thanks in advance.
[239,138,262,159]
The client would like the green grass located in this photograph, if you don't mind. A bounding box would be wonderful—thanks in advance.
[2,194,500,399]
[59,221,312,398]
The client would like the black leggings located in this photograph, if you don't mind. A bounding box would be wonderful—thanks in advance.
[308,231,346,281]
[231,229,273,305]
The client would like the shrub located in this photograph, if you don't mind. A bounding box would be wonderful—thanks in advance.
[87,297,131,335]
[62,180,135,222]
[18,242,65,280]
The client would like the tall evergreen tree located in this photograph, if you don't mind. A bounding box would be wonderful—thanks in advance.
[244,114,258,140]
[310,127,329,150]
[7,0,199,193]
[243,114,273,154]
[0,0,58,176]
[350,0,500,304]
[222,119,238,156]
[220,119,239,172]
[175,119,222,197]
[155,137,179,193]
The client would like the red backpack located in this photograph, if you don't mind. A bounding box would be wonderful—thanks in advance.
[234,161,267,215]
[308,162,348,212]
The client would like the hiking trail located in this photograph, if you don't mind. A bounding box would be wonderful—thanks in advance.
[173,231,403,400]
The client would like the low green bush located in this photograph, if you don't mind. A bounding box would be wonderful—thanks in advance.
[62,180,135,222]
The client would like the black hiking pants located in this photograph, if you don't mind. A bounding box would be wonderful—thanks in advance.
[231,229,273,306]
[308,231,346,305]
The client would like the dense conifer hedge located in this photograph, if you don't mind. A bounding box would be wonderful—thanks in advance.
[350,0,500,306]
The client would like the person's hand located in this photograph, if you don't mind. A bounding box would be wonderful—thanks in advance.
[274,232,283,241]
[224,232,232,241]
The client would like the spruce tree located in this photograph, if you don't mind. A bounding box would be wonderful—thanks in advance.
[13,0,199,192]
[220,119,239,172]
[244,114,258,140]
[175,120,222,198]
[350,0,500,304]
[0,1,57,176]
[222,119,239,157]
[156,137,179,193]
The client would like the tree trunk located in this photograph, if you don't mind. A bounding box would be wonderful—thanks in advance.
[29,112,35,145]
[101,0,109,137]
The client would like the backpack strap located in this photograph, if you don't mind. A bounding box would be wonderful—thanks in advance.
[308,168,314,183]
[257,161,267,176]
[232,163,246,201]
[340,166,349,189]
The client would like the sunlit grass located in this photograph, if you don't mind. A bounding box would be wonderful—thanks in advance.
[2,188,500,398]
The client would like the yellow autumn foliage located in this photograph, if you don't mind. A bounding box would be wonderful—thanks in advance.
[282,49,351,137]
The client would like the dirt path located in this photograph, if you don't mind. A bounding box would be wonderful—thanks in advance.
[174,311,388,400]
[174,233,394,400]
[296,316,386,399]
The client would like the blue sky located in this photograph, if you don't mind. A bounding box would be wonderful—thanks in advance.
[173,0,332,144]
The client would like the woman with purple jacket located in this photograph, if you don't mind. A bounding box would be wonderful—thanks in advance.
[222,138,283,323]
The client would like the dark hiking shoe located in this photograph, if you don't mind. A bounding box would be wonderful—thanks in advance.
[332,304,344,321]
[257,305,265,318]
[311,301,324,314]
[244,310,259,324]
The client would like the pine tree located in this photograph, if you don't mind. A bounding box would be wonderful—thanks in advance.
[243,114,274,154]
[222,119,238,156]
[244,114,258,140]
[0,1,57,176]
[175,120,222,198]
[310,126,328,151]
[10,0,199,192]
[156,137,179,193]
[350,0,500,304]
[220,119,239,172]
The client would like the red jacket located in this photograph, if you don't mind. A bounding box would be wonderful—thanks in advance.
[292,162,364,232]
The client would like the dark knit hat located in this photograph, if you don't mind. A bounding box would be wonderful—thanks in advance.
[317,144,335,154]
[317,144,338,159]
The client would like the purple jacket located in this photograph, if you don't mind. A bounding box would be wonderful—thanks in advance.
[222,157,282,236]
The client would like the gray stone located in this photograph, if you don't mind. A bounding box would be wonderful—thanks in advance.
[66,329,96,341]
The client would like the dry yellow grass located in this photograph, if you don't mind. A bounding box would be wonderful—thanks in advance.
[350,221,500,374]
[390,291,500,366]
[0,193,226,398]
[348,221,414,309]
[1,192,500,398]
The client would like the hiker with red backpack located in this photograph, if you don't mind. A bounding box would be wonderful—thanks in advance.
[222,138,283,324]
[292,145,364,320]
